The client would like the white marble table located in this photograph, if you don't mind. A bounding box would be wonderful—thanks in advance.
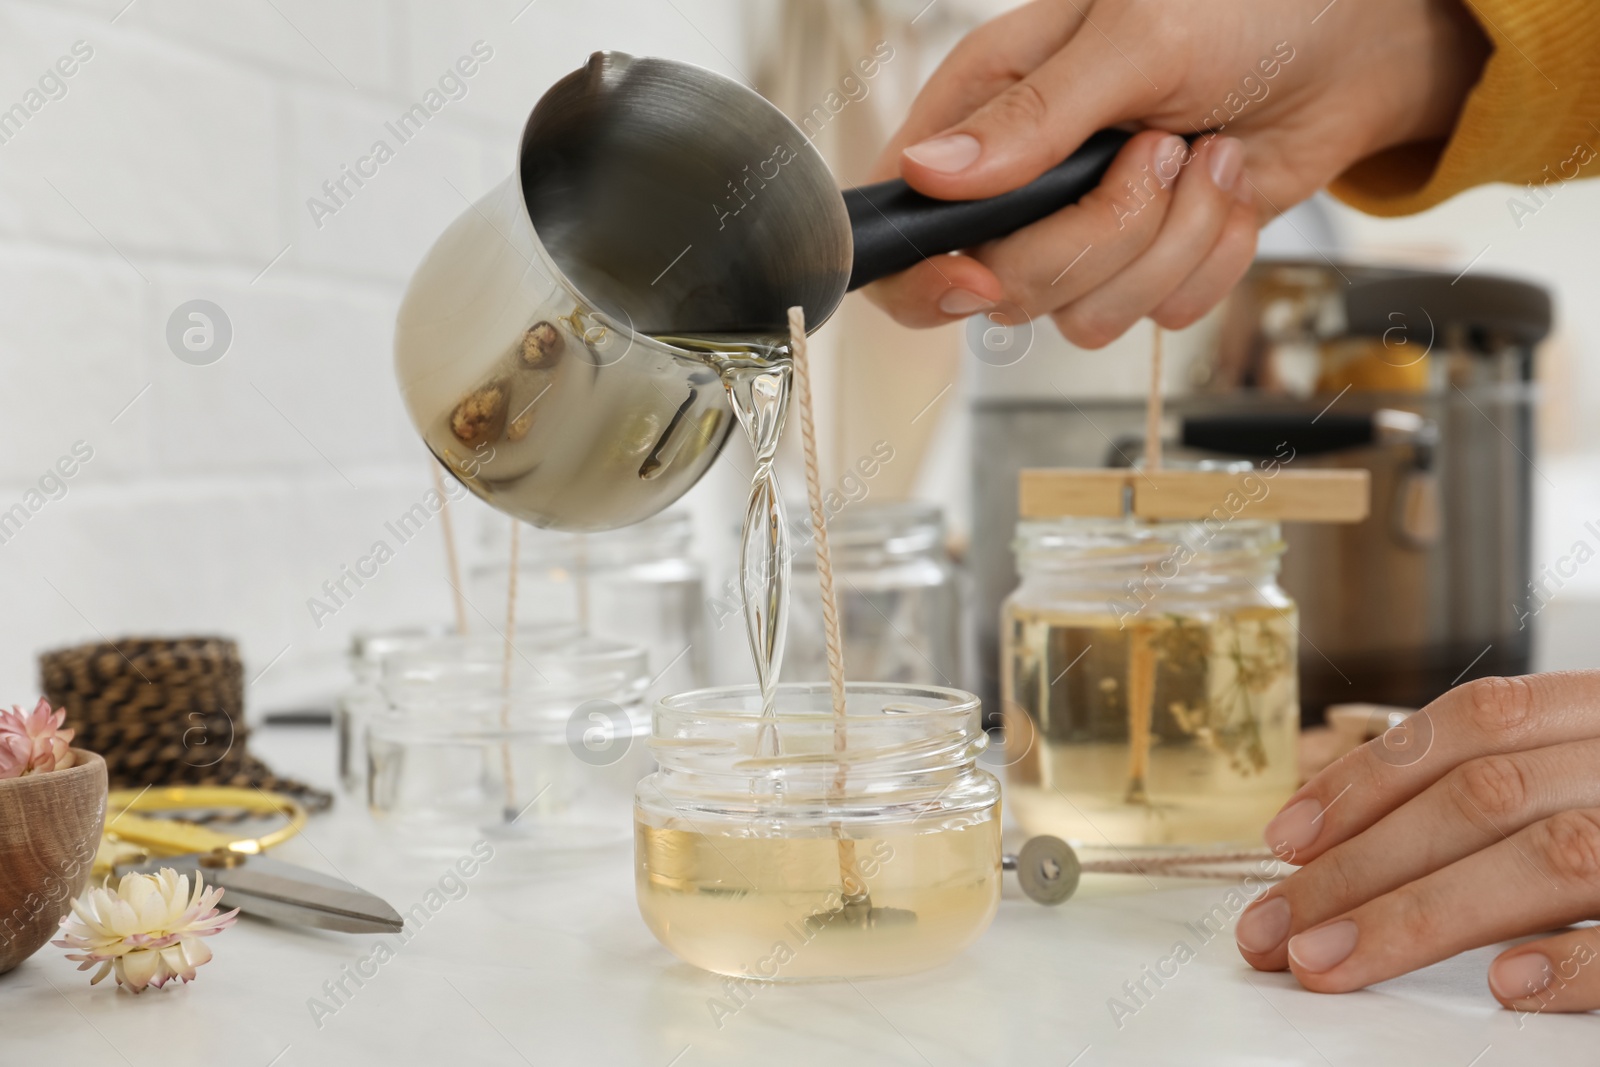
[3,727,1592,1067]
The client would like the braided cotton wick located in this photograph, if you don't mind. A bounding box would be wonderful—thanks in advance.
[431,462,469,635]
[500,517,521,819]
[789,307,866,905]
[788,307,847,723]
[1083,850,1288,880]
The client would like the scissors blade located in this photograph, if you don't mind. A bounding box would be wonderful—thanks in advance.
[115,854,405,935]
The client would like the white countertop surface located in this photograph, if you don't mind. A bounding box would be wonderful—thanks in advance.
[3,726,1593,1067]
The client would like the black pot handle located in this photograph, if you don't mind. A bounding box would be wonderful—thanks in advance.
[843,129,1133,291]
[1180,412,1377,458]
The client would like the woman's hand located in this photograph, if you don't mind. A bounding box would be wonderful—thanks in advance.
[865,0,1489,346]
[1237,672,1600,1014]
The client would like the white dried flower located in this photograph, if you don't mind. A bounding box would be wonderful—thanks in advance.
[54,868,238,993]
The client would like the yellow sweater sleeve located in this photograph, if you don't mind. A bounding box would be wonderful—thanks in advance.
[1330,0,1600,216]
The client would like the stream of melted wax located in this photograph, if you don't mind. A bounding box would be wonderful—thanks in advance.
[722,359,792,757]
[654,335,793,758]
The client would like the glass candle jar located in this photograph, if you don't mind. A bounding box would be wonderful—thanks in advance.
[1002,517,1299,851]
[367,633,649,856]
[471,509,707,700]
[784,503,963,688]
[335,626,456,796]
[634,682,1001,980]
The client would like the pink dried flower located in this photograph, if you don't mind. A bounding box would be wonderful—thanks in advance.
[54,868,239,993]
[0,697,75,774]
[0,733,28,780]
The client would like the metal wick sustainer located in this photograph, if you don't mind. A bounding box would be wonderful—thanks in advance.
[1004,836,1082,906]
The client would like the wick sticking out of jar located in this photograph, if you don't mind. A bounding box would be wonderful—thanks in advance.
[1125,327,1165,808]
[500,517,521,822]
[1125,624,1155,806]
[788,306,914,927]
[430,462,470,637]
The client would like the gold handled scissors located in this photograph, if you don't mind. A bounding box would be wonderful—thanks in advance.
[100,787,403,935]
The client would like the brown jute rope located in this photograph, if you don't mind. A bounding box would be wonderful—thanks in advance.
[39,637,331,817]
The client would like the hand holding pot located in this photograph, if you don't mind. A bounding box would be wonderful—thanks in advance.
[864,0,1489,344]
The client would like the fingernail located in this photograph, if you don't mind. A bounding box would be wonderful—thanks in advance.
[1264,797,1323,854]
[1152,134,1186,185]
[904,133,982,174]
[1288,920,1359,974]
[1235,896,1291,954]
[1491,952,1554,1001]
[938,289,994,316]
[1208,137,1243,191]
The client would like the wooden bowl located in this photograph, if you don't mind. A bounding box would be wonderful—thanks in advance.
[0,750,107,974]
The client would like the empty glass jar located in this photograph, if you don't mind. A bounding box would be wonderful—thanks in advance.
[471,509,707,699]
[335,626,457,796]
[785,502,962,687]
[635,682,1000,980]
[367,633,649,857]
[1002,517,1299,851]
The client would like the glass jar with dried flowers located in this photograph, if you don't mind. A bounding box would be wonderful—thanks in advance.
[1002,517,1300,852]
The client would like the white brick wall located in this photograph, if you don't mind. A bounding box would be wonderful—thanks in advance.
[0,0,752,707]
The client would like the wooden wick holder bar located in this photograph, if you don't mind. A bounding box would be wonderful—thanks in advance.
[1019,467,1370,523]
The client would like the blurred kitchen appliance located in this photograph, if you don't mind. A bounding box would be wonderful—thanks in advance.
[973,261,1551,724]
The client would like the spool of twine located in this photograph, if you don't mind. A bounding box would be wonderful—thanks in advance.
[38,636,331,814]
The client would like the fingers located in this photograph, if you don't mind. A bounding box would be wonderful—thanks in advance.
[1490,929,1600,1015]
[1051,136,1246,346]
[866,133,1259,342]
[871,0,1086,177]
[1278,809,1600,994]
[857,253,1006,330]
[1236,737,1600,970]
[898,18,1161,199]
[1149,196,1259,329]
[863,129,1179,329]
[1264,672,1600,867]
[978,129,1181,307]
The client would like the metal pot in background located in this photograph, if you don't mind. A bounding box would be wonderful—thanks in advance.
[971,260,1552,725]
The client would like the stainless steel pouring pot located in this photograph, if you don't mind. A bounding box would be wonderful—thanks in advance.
[395,51,1129,531]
